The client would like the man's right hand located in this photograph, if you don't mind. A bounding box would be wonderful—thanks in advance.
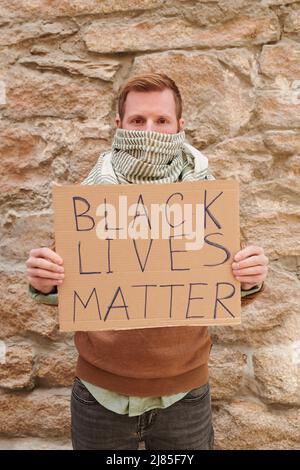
[26,248,64,294]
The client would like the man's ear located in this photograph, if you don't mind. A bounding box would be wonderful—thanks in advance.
[178,118,185,132]
[115,114,122,128]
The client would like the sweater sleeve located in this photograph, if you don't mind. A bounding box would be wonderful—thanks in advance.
[28,283,58,306]
[241,282,265,306]
[241,283,263,298]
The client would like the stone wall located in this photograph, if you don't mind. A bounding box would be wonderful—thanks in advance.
[0,0,299,450]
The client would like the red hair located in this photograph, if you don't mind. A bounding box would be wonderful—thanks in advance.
[117,73,182,120]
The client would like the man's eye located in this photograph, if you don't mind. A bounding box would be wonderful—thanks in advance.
[158,118,167,124]
[132,119,143,124]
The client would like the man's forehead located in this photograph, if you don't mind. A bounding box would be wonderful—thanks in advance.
[124,88,177,115]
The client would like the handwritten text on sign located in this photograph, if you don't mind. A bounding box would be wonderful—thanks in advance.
[53,180,241,331]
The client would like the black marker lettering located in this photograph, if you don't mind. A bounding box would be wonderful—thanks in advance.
[160,284,185,318]
[104,197,122,231]
[72,196,95,231]
[73,288,101,322]
[106,238,113,274]
[169,235,190,271]
[165,192,185,228]
[204,233,231,266]
[132,194,151,230]
[104,286,130,321]
[186,283,208,319]
[78,241,101,275]
[204,190,223,230]
[133,239,154,272]
[132,284,157,318]
[214,282,235,319]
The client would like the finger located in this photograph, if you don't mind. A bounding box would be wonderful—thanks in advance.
[29,248,63,265]
[235,275,264,283]
[28,276,63,286]
[26,257,64,273]
[232,255,268,270]
[27,268,65,280]
[233,266,267,276]
[234,246,263,262]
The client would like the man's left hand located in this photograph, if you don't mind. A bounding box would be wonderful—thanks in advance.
[232,245,269,291]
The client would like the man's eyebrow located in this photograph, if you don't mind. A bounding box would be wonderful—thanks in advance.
[127,114,172,119]
[128,114,145,119]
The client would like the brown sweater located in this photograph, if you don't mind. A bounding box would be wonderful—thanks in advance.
[75,326,211,396]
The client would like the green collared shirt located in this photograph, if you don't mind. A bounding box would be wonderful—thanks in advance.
[81,379,188,417]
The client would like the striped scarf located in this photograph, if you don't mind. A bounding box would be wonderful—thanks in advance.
[82,128,214,186]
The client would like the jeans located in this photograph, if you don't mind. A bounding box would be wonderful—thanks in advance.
[71,377,214,450]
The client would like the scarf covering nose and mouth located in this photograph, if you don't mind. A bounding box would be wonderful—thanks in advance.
[82,128,214,186]
[111,128,186,184]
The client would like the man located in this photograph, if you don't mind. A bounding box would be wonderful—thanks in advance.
[26,73,268,450]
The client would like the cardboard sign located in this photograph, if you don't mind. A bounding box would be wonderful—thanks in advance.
[53,180,241,331]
